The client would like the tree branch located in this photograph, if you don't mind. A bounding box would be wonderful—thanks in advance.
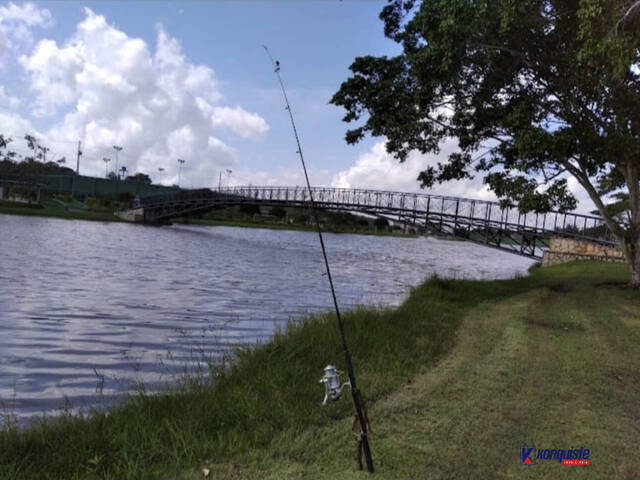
[615,1,640,34]
[560,157,626,239]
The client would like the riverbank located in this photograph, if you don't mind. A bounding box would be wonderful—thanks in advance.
[0,261,637,479]
[0,201,122,223]
[172,217,418,237]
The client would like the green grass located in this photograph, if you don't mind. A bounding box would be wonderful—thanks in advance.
[0,203,413,236]
[0,202,122,222]
[0,262,638,479]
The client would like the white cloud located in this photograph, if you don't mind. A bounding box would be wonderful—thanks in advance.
[221,165,331,189]
[567,176,597,214]
[0,29,6,57]
[14,8,268,187]
[0,85,20,108]
[0,2,53,26]
[211,106,269,139]
[331,140,496,201]
[19,39,82,115]
[0,111,36,137]
[0,2,52,65]
[333,139,600,214]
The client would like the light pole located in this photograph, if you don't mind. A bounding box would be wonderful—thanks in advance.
[103,158,111,177]
[113,145,123,178]
[225,168,232,187]
[177,159,186,187]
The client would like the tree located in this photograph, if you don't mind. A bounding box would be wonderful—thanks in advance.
[375,217,389,230]
[332,0,640,286]
[239,203,260,217]
[591,193,630,224]
[269,206,287,221]
[0,134,10,151]
[0,134,72,176]
[0,135,16,163]
[126,172,152,184]
[23,134,43,162]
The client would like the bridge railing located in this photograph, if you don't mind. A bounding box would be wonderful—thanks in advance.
[138,185,616,245]
[211,186,615,243]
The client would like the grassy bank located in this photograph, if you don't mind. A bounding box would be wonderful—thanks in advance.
[0,202,122,222]
[1,262,638,479]
[0,203,416,237]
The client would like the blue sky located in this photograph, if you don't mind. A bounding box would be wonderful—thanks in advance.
[0,1,595,210]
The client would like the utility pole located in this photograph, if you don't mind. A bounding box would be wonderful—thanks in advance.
[177,159,186,187]
[103,158,111,177]
[76,141,82,175]
[218,171,222,190]
[226,168,232,188]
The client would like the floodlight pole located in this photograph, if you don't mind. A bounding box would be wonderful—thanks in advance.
[264,46,374,474]
[177,159,186,187]
[113,146,123,178]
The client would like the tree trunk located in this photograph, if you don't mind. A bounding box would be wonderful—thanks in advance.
[623,235,640,288]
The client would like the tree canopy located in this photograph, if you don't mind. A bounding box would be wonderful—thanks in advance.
[126,172,153,184]
[332,0,640,283]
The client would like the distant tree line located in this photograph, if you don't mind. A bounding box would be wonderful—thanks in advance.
[0,133,153,185]
[0,134,74,179]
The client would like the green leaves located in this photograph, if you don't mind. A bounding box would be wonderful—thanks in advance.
[332,0,639,218]
[485,173,576,213]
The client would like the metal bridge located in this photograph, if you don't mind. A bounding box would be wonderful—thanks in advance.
[130,186,617,259]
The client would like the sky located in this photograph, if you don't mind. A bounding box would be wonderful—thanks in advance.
[0,0,595,210]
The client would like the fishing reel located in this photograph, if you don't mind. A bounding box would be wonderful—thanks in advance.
[319,365,351,405]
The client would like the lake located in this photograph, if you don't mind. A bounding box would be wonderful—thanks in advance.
[0,214,534,420]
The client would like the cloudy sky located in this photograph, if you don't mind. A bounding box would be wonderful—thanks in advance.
[0,1,594,210]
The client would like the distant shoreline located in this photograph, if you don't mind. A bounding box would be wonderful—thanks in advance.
[0,203,420,238]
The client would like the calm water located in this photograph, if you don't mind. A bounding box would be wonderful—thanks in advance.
[0,214,534,420]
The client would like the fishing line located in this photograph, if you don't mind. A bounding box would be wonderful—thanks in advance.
[263,45,374,474]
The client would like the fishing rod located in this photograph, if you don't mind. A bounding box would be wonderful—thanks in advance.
[263,45,374,474]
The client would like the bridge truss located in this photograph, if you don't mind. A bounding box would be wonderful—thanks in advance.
[136,186,617,259]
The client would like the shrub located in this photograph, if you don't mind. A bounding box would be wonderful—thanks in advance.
[54,194,73,203]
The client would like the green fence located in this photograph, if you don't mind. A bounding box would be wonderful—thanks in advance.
[43,174,180,198]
